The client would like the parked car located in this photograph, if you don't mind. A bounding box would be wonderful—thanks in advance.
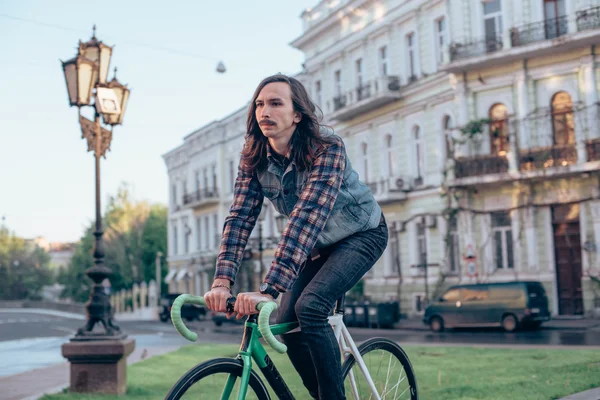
[159,293,207,322]
[211,310,245,326]
[423,281,551,332]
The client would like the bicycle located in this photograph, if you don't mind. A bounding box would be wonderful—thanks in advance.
[166,293,418,399]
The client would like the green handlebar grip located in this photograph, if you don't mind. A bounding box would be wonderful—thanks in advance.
[171,294,206,342]
[257,301,287,354]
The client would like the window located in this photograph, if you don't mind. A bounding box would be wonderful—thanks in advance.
[315,80,323,107]
[462,286,489,301]
[544,0,567,39]
[551,91,575,146]
[489,103,509,155]
[443,115,453,159]
[385,134,395,177]
[202,168,208,194]
[406,33,416,79]
[211,164,218,193]
[361,142,369,182]
[182,180,187,198]
[228,160,236,193]
[213,214,220,249]
[196,217,202,250]
[172,224,178,255]
[417,219,427,267]
[448,215,460,274]
[204,215,210,250]
[379,46,388,76]
[441,288,460,302]
[387,225,401,276]
[334,70,342,96]
[171,184,177,208]
[483,0,503,49]
[414,126,424,183]
[492,211,514,270]
[194,170,200,193]
[355,58,363,88]
[435,17,446,65]
[183,219,190,254]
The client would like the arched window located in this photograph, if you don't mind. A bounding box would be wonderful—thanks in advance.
[443,115,453,159]
[551,91,575,146]
[414,126,424,182]
[489,103,509,155]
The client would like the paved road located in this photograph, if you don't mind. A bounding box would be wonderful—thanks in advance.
[1,310,599,379]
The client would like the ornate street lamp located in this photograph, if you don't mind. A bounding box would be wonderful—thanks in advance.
[275,213,287,235]
[60,26,134,395]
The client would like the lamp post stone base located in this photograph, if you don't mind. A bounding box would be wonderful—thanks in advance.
[61,337,135,394]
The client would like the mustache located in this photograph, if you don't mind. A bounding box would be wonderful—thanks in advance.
[259,119,276,126]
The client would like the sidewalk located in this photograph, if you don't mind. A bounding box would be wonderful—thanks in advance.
[392,316,600,331]
[0,345,178,400]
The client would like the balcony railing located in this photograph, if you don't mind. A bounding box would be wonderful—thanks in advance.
[454,154,509,179]
[577,6,600,32]
[328,76,401,121]
[356,84,371,101]
[183,188,219,207]
[333,95,346,111]
[449,36,503,62]
[519,145,578,171]
[586,138,600,162]
[511,15,569,47]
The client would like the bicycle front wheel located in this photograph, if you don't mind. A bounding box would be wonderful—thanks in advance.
[166,357,271,400]
[341,338,418,400]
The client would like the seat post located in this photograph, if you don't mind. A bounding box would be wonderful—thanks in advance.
[334,294,345,315]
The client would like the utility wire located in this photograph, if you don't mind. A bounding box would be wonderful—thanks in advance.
[0,13,224,63]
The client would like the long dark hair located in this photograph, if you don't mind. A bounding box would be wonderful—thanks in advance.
[240,74,333,172]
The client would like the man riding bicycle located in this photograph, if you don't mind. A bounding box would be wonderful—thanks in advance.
[204,73,388,399]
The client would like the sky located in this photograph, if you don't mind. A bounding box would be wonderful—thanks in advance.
[0,0,317,243]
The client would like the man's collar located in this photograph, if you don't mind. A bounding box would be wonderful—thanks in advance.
[266,142,293,164]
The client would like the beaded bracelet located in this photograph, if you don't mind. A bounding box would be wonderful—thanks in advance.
[211,282,231,291]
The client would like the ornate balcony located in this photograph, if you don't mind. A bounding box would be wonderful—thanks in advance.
[182,188,220,209]
[577,6,600,32]
[449,35,503,62]
[510,15,569,47]
[454,154,509,179]
[328,75,402,121]
[519,145,578,171]
[586,138,600,162]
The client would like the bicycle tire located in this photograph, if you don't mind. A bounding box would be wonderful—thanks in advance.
[341,337,418,400]
[165,357,271,400]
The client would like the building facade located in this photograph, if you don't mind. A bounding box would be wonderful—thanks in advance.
[165,0,600,317]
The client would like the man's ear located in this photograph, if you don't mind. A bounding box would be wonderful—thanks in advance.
[294,112,302,123]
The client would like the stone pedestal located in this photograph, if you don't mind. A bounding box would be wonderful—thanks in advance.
[61,337,135,394]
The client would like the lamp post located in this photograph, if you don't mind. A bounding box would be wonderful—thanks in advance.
[60,26,134,395]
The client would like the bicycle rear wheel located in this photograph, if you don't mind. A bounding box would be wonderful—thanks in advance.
[341,338,418,400]
[166,357,271,400]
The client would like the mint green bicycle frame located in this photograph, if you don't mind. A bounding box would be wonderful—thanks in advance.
[171,294,299,399]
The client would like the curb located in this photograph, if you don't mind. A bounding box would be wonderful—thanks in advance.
[0,309,85,320]
[558,386,600,400]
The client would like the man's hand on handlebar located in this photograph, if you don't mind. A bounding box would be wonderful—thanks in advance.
[204,280,236,319]
[233,292,274,320]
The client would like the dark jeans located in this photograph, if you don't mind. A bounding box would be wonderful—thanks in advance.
[276,215,388,400]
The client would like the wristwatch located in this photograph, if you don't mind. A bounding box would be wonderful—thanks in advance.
[259,283,280,299]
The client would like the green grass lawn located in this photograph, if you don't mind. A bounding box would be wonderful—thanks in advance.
[42,344,600,400]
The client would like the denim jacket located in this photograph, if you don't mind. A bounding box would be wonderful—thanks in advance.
[257,127,381,249]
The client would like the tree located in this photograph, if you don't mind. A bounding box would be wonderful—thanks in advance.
[59,183,168,300]
[0,225,53,300]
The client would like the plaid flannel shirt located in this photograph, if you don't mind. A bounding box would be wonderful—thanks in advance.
[214,136,347,293]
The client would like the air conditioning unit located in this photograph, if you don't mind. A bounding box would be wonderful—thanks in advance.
[388,176,414,192]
